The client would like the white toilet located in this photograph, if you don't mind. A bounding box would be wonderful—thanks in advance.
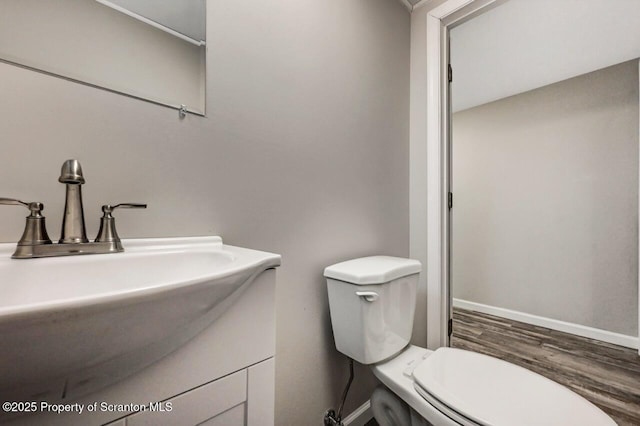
[324,256,617,426]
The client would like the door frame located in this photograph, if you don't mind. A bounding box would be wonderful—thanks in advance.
[415,0,640,353]
[411,0,502,348]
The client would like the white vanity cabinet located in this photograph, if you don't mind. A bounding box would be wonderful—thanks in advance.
[9,269,277,426]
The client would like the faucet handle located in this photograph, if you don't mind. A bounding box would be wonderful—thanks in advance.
[0,198,44,215]
[102,203,147,215]
[0,197,52,246]
[95,203,147,244]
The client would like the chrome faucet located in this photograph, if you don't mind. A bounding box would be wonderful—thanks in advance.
[0,159,146,259]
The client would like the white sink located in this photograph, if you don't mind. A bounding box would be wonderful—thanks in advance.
[0,236,281,403]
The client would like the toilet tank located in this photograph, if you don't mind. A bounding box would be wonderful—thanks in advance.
[324,256,421,365]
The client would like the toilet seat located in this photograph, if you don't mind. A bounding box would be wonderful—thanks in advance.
[411,347,616,426]
[372,345,616,426]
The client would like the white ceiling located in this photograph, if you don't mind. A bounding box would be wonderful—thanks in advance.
[450,0,640,112]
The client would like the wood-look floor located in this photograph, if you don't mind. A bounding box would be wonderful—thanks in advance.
[451,307,640,426]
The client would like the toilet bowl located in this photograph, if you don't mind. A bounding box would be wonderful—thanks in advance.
[324,256,616,426]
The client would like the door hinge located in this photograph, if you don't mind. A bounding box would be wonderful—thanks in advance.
[448,318,453,337]
[448,64,453,83]
[448,192,453,209]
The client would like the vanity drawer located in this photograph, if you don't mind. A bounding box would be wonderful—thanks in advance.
[126,369,247,426]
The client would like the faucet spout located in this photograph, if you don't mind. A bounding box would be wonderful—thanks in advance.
[59,159,85,185]
[59,159,88,244]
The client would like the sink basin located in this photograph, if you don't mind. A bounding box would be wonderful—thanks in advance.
[0,236,280,404]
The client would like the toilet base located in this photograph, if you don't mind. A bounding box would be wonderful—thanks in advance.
[371,386,428,426]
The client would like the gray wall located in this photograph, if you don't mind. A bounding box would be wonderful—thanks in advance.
[0,0,410,423]
[452,60,639,336]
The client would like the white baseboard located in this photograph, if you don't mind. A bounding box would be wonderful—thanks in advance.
[342,400,372,426]
[453,298,639,350]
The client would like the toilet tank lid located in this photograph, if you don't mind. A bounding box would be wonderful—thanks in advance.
[324,256,421,285]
